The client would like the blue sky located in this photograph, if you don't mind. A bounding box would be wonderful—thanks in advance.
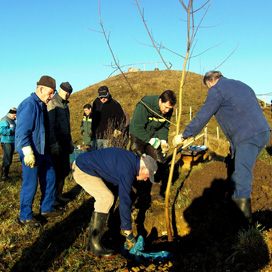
[1,0,272,118]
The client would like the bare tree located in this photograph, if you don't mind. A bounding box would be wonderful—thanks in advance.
[90,0,237,242]
[135,0,213,241]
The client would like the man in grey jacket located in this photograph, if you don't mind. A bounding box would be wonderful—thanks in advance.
[47,82,74,205]
[173,71,271,223]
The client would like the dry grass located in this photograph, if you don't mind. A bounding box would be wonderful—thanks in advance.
[0,70,271,271]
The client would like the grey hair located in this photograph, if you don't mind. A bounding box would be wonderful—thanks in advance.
[203,71,223,86]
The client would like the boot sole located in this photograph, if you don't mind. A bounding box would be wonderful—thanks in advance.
[87,250,117,259]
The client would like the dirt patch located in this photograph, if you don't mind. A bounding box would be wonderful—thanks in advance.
[136,148,272,271]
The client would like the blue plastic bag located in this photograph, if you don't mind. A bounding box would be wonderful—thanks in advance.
[122,235,173,263]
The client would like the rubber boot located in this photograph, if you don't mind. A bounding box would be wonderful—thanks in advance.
[55,179,70,204]
[1,167,5,181]
[233,198,252,224]
[4,166,11,181]
[87,212,116,258]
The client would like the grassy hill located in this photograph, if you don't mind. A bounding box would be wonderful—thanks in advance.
[69,70,272,154]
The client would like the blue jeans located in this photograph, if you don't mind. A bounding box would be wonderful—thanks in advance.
[1,143,14,167]
[231,131,270,198]
[19,153,56,221]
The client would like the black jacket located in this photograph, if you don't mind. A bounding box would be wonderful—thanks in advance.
[92,94,125,139]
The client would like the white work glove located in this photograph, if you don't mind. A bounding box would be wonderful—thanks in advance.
[50,142,62,156]
[161,140,170,157]
[149,138,161,149]
[22,146,35,168]
[113,129,122,138]
[172,134,184,147]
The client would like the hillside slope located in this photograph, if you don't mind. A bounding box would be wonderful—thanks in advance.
[69,70,209,145]
[68,70,272,151]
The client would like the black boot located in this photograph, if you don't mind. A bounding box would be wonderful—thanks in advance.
[233,198,252,224]
[1,167,5,181]
[4,166,11,181]
[87,212,116,258]
[55,179,70,205]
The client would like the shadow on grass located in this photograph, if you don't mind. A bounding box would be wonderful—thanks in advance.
[11,198,94,272]
[266,145,272,156]
[171,178,270,272]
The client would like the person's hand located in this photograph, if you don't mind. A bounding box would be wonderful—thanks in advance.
[172,134,184,147]
[113,129,122,138]
[22,146,35,168]
[10,125,15,134]
[121,229,137,250]
[149,138,161,149]
[50,142,62,156]
[161,140,170,157]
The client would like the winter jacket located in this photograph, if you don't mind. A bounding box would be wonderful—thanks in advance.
[15,93,48,154]
[80,113,92,146]
[183,77,271,152]
[47,93,72,148]
[92,95,125,139]
[0,114,16,143]
[75,147,140,230]
[129,95,173,143]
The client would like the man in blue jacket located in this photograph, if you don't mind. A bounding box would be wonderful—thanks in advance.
[15,75,62,227]
[0,107,17,181]
[173,71,271,223]
[72,147,158,258]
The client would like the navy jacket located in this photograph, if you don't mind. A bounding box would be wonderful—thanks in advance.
[183,77,271,152]
[75,147,140,230]
[15,93,47,155]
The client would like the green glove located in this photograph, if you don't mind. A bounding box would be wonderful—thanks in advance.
[149,138,161,149]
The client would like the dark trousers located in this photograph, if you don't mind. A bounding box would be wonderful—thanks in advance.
[129,134,164,163]
[130,134,168,187]
[231,131,270,198]
[1,143,15,167]
[51,149,71,197]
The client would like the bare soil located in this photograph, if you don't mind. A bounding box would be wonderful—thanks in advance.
[133,143,272,272]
